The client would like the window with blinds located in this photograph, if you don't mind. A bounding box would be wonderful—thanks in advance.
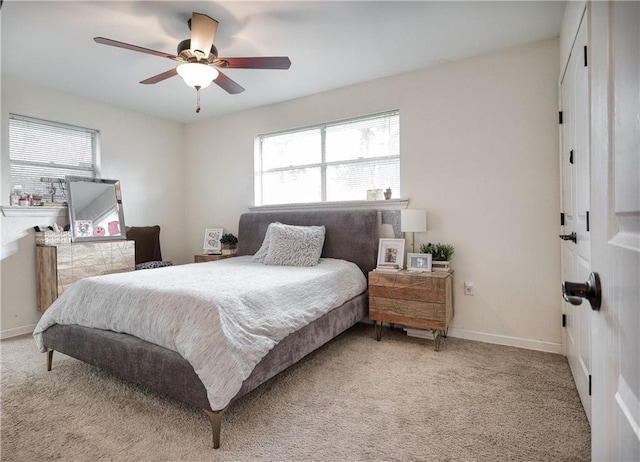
[254,110,400,206]
[9,114,99,202]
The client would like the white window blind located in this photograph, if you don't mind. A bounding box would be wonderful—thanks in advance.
[9,114,99,202]
[255,110,400,206]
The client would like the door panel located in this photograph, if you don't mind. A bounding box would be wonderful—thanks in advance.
[590,1,640,459]
[560,10,591,422]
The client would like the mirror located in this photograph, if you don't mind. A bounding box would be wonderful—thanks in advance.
[66,176,127,242]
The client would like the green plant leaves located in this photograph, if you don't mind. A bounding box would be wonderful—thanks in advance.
[418,242,455,261]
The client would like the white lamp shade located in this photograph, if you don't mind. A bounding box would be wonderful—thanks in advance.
[176,63,219,89]
[401,209,427,233]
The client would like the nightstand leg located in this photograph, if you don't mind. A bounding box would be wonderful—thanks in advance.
[434,330,444,352]
[374,322,383,341]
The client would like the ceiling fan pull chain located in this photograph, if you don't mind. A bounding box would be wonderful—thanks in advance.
[195,85,202,113]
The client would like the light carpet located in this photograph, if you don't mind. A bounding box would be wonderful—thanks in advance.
[1,323,590,461]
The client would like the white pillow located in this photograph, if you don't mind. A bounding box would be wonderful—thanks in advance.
[263,223,326,267]
[251,222,281,263]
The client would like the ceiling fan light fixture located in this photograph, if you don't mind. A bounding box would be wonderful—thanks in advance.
[176,63,219,89]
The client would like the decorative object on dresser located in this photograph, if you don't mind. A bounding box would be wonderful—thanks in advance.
[419,242,455,272]
[125,225,173,270]
[407,253,432,273]
[35,240,135,312]
[368,270,454,351]
[194,254,236,263]
[400,209,427,253]
[203,228,223,254]
[35,231,72,245]
[220,233,238,255]
[66,176,126,242]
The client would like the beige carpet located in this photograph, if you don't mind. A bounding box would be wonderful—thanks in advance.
[1,324,590,461]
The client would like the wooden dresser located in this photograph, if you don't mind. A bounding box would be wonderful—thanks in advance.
[36,240,135,312]
[369,270,454,350]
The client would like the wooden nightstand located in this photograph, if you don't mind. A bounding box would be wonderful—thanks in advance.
[368,270,454,351]
[194,254,237,263]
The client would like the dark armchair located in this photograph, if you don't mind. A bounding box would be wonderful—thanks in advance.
[125,225,173,270]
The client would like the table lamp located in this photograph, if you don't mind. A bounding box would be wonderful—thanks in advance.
[401,209,427,253]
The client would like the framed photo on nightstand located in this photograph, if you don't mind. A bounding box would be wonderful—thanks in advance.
[377,238,405,270]
[203,228,223,254]
[407,253,432,272]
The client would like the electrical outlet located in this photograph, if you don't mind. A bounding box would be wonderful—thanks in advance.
[464,281,475,295]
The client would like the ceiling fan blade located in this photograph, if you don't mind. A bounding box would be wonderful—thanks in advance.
[214,71,245,94]
[190,13,218,58]
[94,37,177,60]
[140,68,178,85]
[215,57,292,70]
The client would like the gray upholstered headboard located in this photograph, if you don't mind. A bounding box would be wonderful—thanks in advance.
[237,210,378,275]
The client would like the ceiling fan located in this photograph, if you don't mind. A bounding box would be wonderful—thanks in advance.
[94,12,291,113]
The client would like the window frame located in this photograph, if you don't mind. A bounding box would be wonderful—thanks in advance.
[254,109,400,207]
[8,113,101,203]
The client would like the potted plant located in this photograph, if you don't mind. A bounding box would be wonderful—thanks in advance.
[419,243,455,272]
[220,233,238,255]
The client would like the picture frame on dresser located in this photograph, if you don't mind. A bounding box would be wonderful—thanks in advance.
[407,253,432,272]
[203,228,223,254]
[377,238,405,269]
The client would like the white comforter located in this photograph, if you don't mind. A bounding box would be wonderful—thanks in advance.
[33,256,366,410]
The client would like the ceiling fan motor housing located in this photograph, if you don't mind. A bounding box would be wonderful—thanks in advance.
[177,39,219,63]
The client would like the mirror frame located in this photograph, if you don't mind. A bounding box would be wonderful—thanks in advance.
[66,176,127,242]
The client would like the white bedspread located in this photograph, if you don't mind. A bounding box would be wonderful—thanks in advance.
[33,256,366,410]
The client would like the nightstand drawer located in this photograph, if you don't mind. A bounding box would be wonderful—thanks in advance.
[368,284,446,303]
[370,297,448,328]
[369,271,449,302]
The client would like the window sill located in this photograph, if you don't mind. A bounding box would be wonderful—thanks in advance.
[1,205,68,217]
[249,198,409,213]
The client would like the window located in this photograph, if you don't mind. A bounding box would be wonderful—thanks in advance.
[254,110,400,206]
[9,114,99,202]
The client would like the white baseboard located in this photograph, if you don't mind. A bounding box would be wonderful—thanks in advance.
[362,319,562,354]
[363,319,562,354]
[1,323,37,340]
[446,327,562,354]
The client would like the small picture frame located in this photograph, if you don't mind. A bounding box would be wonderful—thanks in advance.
[407,253,432,273]
[75,220,93,238]
[203,228,223,254]
[377,238,405,269]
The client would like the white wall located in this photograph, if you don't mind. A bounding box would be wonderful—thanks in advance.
[184,39,562,351]
[1,76,187,337]
[1,39,562,350]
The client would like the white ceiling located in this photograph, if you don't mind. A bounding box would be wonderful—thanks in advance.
[1,1,565,124]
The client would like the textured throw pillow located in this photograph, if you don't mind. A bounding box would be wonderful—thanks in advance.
[251,222,281,263]
[263,223,326,267]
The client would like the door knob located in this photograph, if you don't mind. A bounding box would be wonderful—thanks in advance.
[562,272,601,311]
[559,232,577,243]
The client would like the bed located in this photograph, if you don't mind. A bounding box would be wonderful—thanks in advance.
[36,209,378,448]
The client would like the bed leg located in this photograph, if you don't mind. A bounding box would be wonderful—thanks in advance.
[203,408,225,449]
[47,350,54,371]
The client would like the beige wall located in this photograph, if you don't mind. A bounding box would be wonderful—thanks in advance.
[0,76,187,337]
[185,38,562,351]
